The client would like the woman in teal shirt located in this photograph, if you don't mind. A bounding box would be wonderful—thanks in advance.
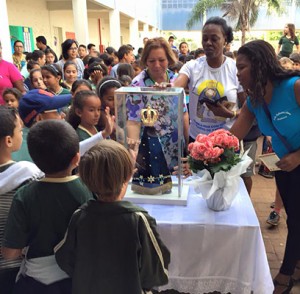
[231,40,300,294]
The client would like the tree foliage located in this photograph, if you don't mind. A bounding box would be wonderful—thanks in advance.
[187,0,282,45]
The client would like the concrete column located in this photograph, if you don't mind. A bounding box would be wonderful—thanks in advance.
[143,23,149,40]
[72,0,89,44]
[129,18,139,50]
[0,0,13,62]
[109,9,121,49]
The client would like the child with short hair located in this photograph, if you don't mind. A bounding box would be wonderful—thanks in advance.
[55,140,170,294]
[279,56,294,70]
[0,106,43,293]
[3,88,22,108]
[2,120,93,294]
[290,52,300,70]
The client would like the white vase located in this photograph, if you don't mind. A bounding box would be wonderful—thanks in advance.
[206,186,236,211]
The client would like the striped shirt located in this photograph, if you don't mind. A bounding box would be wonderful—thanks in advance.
[0,187,22,270]
[0,161,42,271]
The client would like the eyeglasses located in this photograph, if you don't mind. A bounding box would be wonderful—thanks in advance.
[69,47,78,51]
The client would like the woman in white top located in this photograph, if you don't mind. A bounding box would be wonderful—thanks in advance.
[56,39,84,79]
[174,17,244,141]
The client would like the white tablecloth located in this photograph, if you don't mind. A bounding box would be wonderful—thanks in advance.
[138,179,274,294]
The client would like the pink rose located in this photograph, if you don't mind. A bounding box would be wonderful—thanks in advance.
[196,134,208,143]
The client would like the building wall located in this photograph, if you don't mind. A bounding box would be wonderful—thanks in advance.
[6,0,160,55]
[7,0,52,48]
[161,0,300,31]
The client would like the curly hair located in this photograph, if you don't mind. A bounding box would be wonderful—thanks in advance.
[237,40,300,106]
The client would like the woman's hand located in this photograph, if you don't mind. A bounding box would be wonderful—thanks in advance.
[152,82,173,89]
[172,157,192,178]
[205,101,235,118]
[91,70,103,85]
[276,150,300,172]
[265,136,272,147]
[102,106,115,138]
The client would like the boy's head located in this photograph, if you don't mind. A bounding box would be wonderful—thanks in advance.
[279,57,294,70]
[117,45,135,63]
[290,53,300,70]
[19,89,71,127]
[27,120,79,175]
[168,36,175,46]
[0,106,23,153]
[79,140,133,201]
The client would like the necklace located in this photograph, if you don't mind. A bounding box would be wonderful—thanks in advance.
[147,70,170,85]
[50,87,63,95]
[207,55,226,69]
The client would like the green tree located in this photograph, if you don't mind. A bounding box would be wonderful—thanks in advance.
[187,0,282,45]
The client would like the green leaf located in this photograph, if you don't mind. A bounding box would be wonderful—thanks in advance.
[187,0,284,45]
[188,149,241,178]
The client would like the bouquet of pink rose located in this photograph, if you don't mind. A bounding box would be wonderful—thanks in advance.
[188,129,241,178]
[187,129,252,211]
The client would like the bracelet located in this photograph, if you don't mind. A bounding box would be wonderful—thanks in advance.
[231,110,237,119]
[126,137,141,146]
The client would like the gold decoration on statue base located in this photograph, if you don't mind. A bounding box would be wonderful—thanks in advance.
[131,181,172,195]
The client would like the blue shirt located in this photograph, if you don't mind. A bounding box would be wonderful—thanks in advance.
[247,77,300,158]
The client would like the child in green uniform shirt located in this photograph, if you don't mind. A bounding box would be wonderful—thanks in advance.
[55,140,170,294]
[41,64,70,95]
[0,106,43,294]
[68,90,112,141]
[277,23,300,58]
[13,89,113,162]
[2,120,93,294]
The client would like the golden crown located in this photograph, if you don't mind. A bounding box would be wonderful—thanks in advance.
[140,105,158,127]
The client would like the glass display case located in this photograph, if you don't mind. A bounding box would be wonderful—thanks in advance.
[114,87,188,205]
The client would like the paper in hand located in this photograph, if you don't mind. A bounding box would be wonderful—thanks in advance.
[258,153,281,171]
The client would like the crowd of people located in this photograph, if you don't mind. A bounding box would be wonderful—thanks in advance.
[0,17,300,294]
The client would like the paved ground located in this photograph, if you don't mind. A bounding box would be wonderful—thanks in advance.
[251,169,300,293]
